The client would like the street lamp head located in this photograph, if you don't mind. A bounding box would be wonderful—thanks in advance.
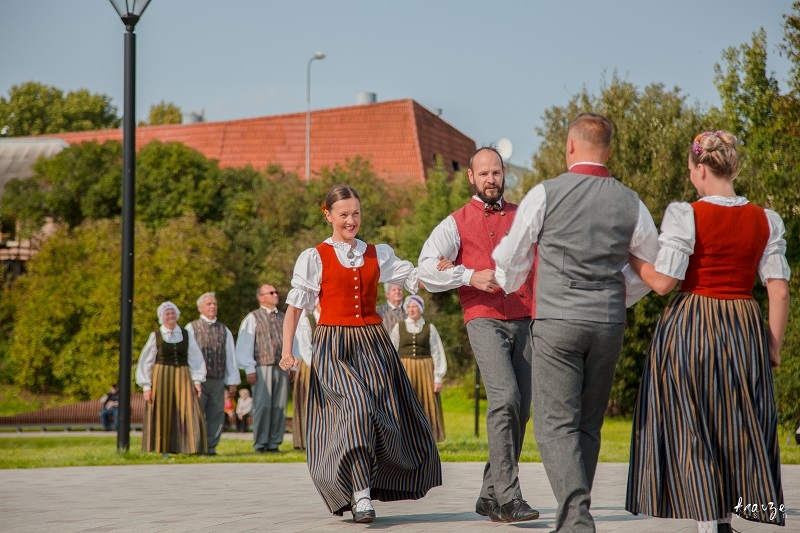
[314,52,326,60]
[108,0,153,29]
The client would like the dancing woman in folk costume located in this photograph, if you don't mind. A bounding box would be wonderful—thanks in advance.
[136,301,208,455]
[390,294,447,442]
[280,185,442,523]
[626,131,790,532]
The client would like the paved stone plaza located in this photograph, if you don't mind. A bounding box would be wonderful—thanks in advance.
[1,449,798,532]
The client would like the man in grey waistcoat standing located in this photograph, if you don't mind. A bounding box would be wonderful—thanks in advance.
[493,113,658,532]
[186,292,240,456]
[419,146,539,523]
[235,284,291,452]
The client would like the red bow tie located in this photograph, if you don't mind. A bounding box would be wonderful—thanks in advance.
[484,202,502,212]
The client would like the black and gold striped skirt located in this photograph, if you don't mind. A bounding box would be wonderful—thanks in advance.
[626,292,783,525]
[292,359,311,449]
[306,324,442,515]
[142,364,208,455]
[400,357,445,442]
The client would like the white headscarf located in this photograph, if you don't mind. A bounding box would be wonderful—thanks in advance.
[157,301,181,325]
[403,295,425,315]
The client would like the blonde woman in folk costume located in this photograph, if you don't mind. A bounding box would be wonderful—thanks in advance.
[390,294,447,442]
[626,131,790,532]
[136,301,208,455]
[280,185,441,523]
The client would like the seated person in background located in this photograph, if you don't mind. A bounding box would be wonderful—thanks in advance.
[99,384,119,431]
[236,388,253,432]
[224,389,237,431]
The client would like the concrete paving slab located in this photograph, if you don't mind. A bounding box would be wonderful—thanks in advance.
[0,462,798,532]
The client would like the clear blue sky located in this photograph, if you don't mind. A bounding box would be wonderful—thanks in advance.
[0,0,793,167]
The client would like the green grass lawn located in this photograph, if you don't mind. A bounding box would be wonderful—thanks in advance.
[2,385,800,468]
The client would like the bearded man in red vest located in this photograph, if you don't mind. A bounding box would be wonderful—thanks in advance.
[418,146,539,524]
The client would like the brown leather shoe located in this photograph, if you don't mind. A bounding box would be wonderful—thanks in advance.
[475,496,497,516]
[489,498,540,523]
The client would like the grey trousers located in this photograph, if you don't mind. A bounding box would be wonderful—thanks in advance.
[252,364,289,451]
[466,317,532,506]
[531,319,624,533]
[199,378,225,453]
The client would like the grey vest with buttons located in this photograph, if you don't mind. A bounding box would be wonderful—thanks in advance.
[535,172,639,323]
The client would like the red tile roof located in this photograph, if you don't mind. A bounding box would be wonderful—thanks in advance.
[49,99,476,186]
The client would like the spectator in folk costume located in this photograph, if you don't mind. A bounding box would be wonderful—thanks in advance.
[280,185,441,523]
[136,301,208,455]
[390,295,447,442]
[625,130,790,532]
[235,284,295,453]
[186,292,240,456]
[376,282,406,334]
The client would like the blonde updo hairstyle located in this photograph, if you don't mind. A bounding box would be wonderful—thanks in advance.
[690,130,739,179]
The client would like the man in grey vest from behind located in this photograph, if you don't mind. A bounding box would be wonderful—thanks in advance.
[236,284,291,452]
[186,292,240,456]
[493,113,658,532]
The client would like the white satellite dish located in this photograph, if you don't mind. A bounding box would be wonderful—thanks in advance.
[496,138,513,162]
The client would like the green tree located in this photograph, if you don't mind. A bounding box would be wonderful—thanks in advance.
[713,6,800,426]
[6,215,233,398]
[135,141,225,226]
[0,81,119,136]
[142,101,183,126]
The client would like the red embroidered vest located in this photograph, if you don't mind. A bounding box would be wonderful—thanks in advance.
[680,201,769,299]
[316,243,382,326]
[452,199,536,323]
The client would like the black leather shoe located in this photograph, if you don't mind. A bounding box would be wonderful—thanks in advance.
[475,497,497,517]
[352,498,376,523]
[489,498,539,523]
[718,524,736,533]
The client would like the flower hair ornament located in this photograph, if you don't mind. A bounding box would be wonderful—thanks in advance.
[321,203,329,217]
[692,130,725,155]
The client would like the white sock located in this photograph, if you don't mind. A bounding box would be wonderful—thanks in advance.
[719,513,732,525]
[698,520,717,533]
[353,487,373,512]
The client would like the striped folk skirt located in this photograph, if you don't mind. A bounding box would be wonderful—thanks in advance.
[307,324,442,516]
[292,360,311,449]
[626,292,783,525]
[400,357,445,442]
[142,364,208,455]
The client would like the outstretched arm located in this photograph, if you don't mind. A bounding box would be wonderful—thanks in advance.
[280,306,303,370]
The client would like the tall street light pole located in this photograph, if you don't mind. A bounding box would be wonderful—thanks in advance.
[108,0,152,453]
[306,51,325,185]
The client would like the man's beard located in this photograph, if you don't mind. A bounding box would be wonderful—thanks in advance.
[474,182,504,203]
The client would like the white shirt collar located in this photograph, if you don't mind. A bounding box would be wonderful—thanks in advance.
[699,195,748,207]
[325,237,367,255]
[200,315,217,323]
[472,195,503,208]
[568,161,605,170]
[159,325,179,336]
[260,305,278,314]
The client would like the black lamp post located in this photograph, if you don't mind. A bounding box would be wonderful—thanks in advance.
[108,0,152,453]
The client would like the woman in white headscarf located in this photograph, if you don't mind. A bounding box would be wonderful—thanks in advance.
[136,301,208,454]
[390,295,447,442]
